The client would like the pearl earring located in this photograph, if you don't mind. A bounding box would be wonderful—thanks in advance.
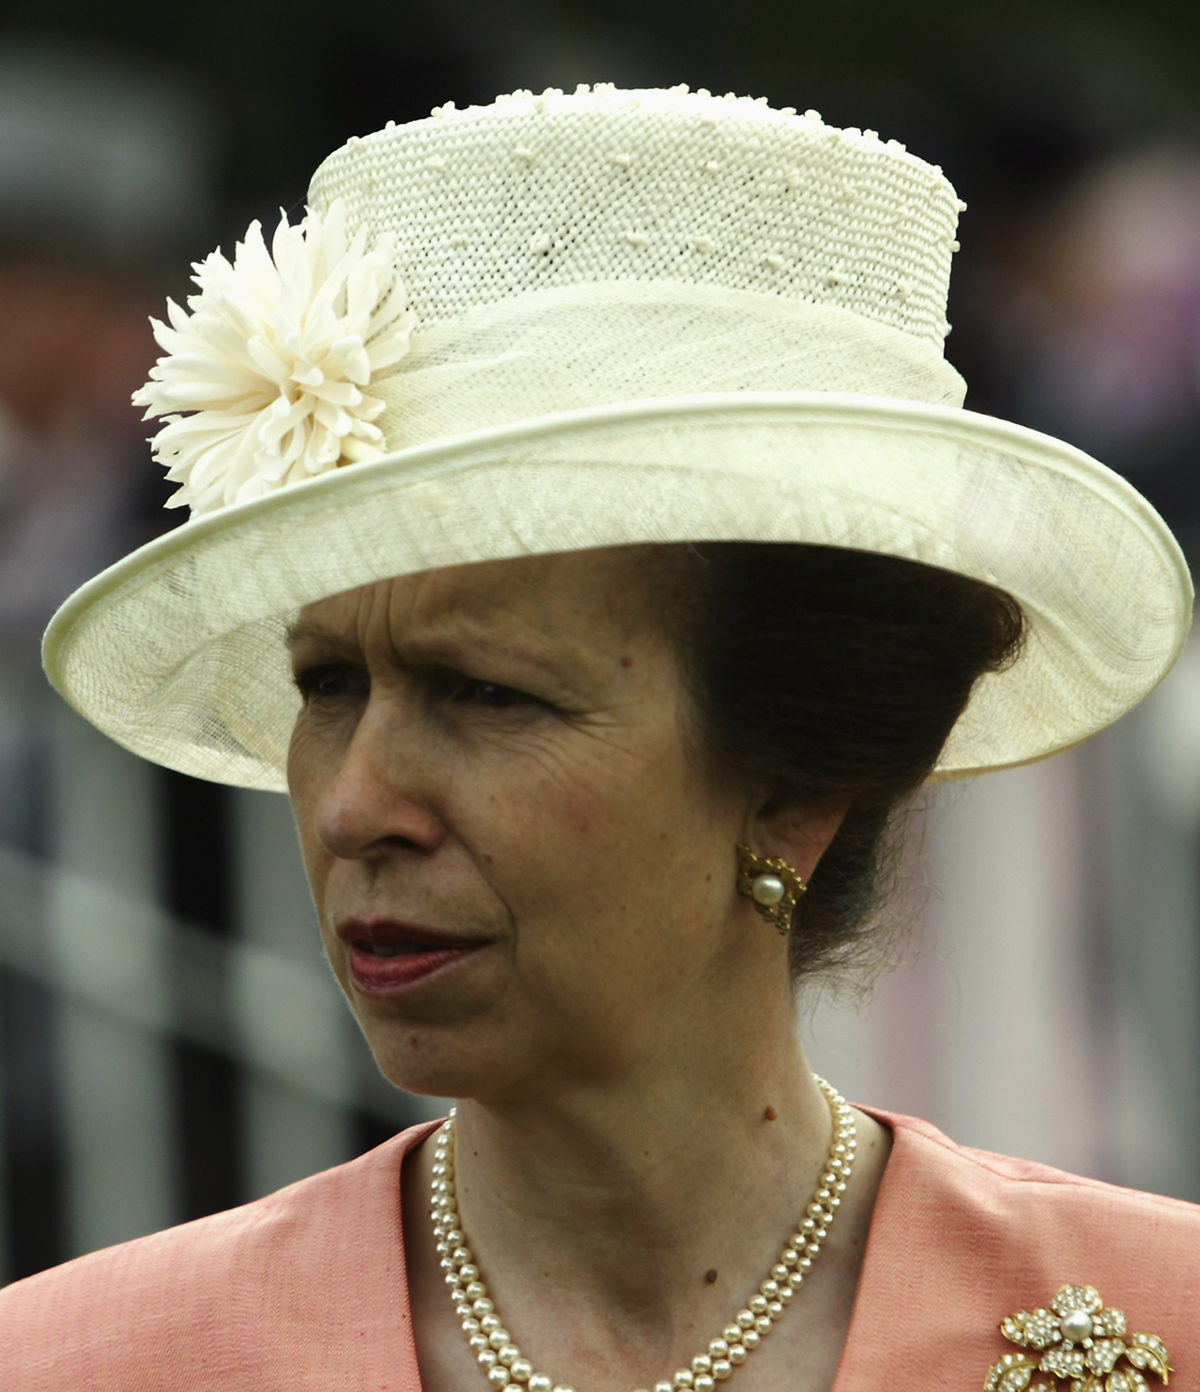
[735,843,806,935]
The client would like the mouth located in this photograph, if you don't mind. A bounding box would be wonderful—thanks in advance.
[337,919,494,995]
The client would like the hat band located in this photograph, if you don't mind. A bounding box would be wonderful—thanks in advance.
[371,280,966,455]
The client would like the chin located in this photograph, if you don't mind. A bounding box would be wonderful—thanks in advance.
[373,1047,505,1103]
[363,1015,543,1105]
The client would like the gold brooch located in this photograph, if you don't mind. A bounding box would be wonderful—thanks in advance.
[984,1285,1171,1391]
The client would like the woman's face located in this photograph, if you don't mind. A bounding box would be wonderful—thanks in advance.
[287,547,787,1101]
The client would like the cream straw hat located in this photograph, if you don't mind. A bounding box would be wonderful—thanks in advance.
[42,84,1192,790]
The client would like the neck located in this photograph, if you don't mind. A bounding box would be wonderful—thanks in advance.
[403,1004,893,1392]
[449,1035,838,1327]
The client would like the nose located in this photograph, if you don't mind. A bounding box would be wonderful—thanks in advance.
[312,693,448,863]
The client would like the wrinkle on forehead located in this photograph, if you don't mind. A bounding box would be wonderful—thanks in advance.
[288,547,663,673]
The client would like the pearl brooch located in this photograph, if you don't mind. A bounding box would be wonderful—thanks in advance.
[988,1285,1171,1391]
[432,1076,856,1392]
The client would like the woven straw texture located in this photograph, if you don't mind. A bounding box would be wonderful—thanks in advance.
[43,86,1192,790]
[309,85,960,343]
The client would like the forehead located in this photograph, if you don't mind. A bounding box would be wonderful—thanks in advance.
[289,547,657,652]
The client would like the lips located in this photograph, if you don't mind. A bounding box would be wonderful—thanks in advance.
[337,919,492,994]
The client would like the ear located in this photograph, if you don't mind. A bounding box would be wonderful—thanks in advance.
[745,792,850,885]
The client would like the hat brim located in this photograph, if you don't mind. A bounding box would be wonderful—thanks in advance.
[43,392,1192,791]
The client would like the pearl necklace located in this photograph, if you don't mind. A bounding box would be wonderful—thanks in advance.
[430,1076,856,1392]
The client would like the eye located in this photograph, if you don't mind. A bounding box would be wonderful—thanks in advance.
[459,678,533,709]
[294,663,367,702]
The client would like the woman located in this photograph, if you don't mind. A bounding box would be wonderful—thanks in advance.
[3,85,1196,1391]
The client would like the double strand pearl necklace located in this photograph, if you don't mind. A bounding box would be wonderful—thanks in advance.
[430,1076,857,1392]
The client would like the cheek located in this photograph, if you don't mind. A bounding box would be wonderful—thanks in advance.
[286,723,335,895]
[459,727,728,982]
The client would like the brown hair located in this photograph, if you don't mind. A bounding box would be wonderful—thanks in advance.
[648,543,1025,980]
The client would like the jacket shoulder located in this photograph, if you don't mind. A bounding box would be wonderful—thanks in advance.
[888,1107,1200,1230]
[835,1110,1200,1391]
[0,1124,432,1391]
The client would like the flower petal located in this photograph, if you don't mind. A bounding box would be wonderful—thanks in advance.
[133,196,413,517]
[984,1354,1040,1392]
[1095,1309,1128,1339]
[1108,1370,1150,1392]
[1087,1340,1126,1376]
[340,435,384,463]
[1126,1333,1171,1382]
[1040,1346,1086,1380]
[1051,1286,1103,1318]
[1002,1310,1061,1350]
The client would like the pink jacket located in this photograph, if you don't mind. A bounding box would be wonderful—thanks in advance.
[2,1108,1197,1390]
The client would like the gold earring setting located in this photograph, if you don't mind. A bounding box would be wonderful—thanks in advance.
[736,844,806,935]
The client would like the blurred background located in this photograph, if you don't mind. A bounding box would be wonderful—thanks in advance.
[1,0,1200,1284]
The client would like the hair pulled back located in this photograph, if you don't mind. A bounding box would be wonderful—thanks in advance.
[650,543,1025,981]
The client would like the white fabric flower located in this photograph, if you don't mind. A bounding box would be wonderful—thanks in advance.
[133,199,414,516]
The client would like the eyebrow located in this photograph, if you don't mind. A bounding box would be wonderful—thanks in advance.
[284,619,361,658]
[285,616,557,673]
[284,614,588,703]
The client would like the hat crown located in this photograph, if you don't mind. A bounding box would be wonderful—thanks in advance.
[309,84,962,347]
